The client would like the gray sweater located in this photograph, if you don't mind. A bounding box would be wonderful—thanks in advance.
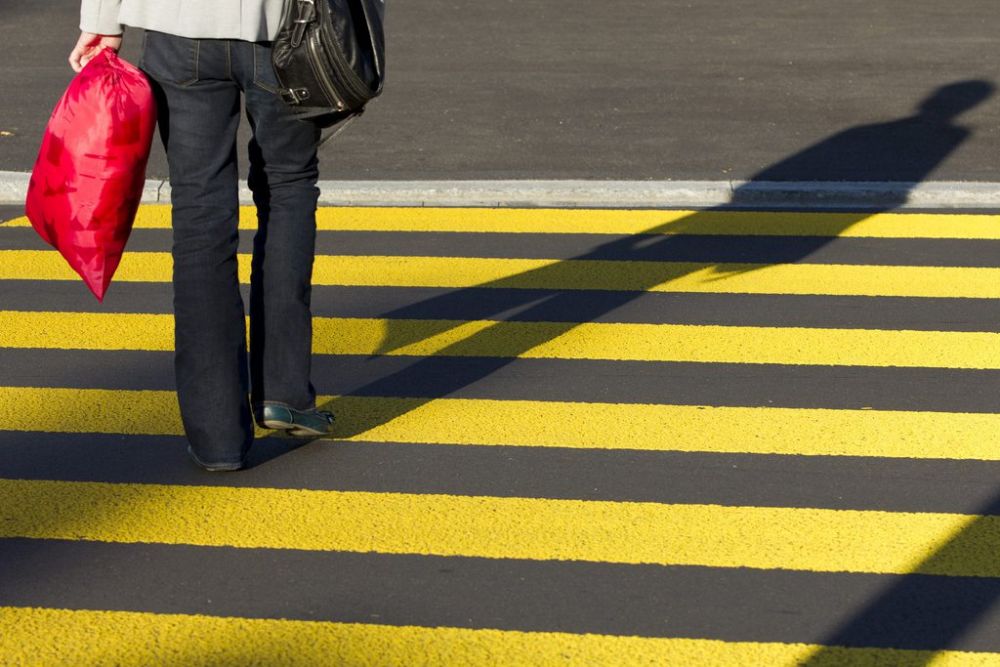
[80,0,288,41]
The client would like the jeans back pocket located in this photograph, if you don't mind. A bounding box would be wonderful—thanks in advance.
[252,43,281,95]
[140,30,199,86]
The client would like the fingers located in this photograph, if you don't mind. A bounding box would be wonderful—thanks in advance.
[68,46,87,73]
[68,46,102,73]
[69,32,97,72]
[68,32,122,73]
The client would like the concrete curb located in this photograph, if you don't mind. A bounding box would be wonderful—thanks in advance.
[4,170,1000,209]
[0,172,30,206]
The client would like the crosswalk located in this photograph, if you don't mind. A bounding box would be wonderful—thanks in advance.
[2,204,1000,664]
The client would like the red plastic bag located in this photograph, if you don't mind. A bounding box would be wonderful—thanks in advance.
[26,48,157,301]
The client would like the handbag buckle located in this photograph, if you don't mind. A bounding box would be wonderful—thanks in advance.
[281,88,311,105]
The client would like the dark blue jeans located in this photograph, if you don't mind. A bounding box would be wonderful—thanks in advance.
[141,31,322,464]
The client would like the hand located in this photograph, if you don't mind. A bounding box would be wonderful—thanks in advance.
[69,32,123,73]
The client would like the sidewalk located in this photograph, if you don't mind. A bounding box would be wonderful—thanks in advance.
[6,171,1000,210]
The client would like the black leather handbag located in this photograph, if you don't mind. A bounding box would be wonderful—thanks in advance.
[271,0,385,127]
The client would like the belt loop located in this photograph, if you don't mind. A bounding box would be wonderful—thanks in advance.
[251,43,258,85]
[193,39,201,82]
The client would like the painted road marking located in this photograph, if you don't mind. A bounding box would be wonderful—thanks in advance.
[4,606,991,667]
[3,310,1000,369]
[2,387,1000,460]
[5,205,1000,662]
[3,478,1000,576]
[6,250,1000,298]
[8,207,1000,239]
[3,606,994,666]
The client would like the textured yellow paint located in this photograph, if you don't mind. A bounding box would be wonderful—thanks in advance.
[0,250,155,282]
[314,256,1000,299]
[6,249,1000,298]
[5,607,994,667]
[306,208,1000,240]
[8,207,1000,239]
[2,387,1000,460]
[330,397,1000,460]
[0,387,181,436]
[313,318,1000,368]
[0,311,175,351]
[5,310,1000,369]
[1,479,999,576]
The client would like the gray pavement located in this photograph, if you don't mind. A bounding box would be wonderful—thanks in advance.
[2,0,999,182]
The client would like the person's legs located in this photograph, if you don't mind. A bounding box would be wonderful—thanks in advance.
[141,33,253,465]
[231,41,322,418]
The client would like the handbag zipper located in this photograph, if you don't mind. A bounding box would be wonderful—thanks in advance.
[306,36,349,109]
[311,0,372,105]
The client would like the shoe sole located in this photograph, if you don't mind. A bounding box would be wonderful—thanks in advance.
[199,461,245,471]
[261,418,330,437]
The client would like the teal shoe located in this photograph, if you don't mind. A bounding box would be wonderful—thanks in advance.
[255,404,335,437]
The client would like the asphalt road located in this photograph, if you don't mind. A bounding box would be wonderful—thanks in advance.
[3,202,1000,662]
[1,0,999,181]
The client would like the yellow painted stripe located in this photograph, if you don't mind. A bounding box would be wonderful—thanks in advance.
[3,387,1000,461]
[0,311,175,351]
[4,249,1000,298]
[8,206,1000,239]
[2,478,999,576]
[5,608,994,667]
[5,310,1000,369]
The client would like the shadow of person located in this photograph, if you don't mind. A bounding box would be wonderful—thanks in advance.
[680,78,996,282]
[737,79,994,184]
[309,79,992,442]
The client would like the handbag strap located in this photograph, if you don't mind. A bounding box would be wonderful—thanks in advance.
[318,110,363,149]
[291,0,317,48]
[353,0,385,94]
